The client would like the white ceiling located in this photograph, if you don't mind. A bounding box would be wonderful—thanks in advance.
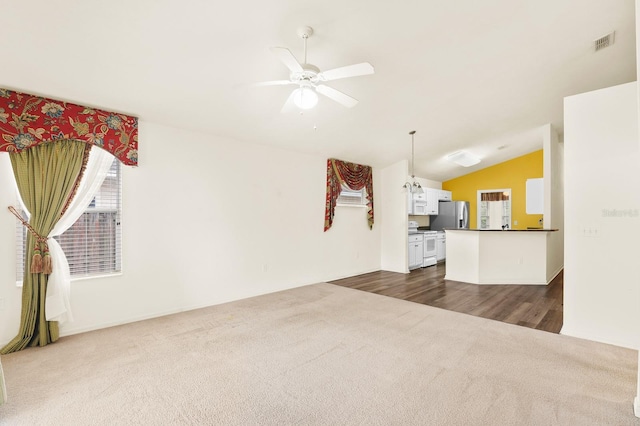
[1,1,636,181]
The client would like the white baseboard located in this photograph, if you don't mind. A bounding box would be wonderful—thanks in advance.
[559,325,638,350]
[634,397,640,418]
[546,265,563,284]
[324,268,381,282]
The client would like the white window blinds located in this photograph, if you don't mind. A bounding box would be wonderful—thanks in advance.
[16,158,122,281]
[336,184,367,206]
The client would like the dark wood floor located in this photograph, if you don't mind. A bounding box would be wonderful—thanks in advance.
[329,263,563,334]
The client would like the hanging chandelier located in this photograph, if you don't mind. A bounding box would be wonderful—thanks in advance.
[402,130,423,193]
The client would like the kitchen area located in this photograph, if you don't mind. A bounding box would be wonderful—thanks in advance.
[407,188,469,270]
[391,144,563,290]
[407,180,560,286]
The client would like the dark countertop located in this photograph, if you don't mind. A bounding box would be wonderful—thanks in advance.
[445,228,558,232]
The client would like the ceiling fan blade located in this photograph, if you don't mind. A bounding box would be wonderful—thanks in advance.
[281,90,297,113]
[316,85,358,108]
[270,47,303,73]
[318,62,374,81]
[253,80,295,87]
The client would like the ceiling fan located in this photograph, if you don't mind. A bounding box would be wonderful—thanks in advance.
[256,26,375,111]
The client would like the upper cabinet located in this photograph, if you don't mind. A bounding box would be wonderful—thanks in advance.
[438,190,452,201]
[409,190,439,215]
[408,187,444,216]
[526,178,544,214]
[425,188,439,215]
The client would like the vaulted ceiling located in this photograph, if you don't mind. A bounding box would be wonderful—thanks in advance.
[1,0,636,181]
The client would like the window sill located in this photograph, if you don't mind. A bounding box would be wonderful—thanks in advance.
[15,272,122,287]
[71,272,123,282]
[336,203,367,208]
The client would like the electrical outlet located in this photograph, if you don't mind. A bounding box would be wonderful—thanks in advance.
[582,227,600,237]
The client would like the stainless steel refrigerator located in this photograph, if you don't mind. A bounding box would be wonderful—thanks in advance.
[430,201,470,231]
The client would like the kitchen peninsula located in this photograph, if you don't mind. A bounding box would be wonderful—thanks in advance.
[445,228,560,285]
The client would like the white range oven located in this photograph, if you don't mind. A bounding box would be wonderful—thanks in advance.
[422,231,437,267]
[408,221,437,268]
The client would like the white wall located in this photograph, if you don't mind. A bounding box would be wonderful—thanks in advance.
[563,81,640,349]
[380,160,410,273]
[0,121,382,344]
[414,177,443,191]
[0,154,21,341]
[542,124,564,281]
[635,1,640,415]
[379,163,444,273]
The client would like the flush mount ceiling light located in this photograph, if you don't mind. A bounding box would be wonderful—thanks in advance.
[402,130,424,194]
[446,150,481,167]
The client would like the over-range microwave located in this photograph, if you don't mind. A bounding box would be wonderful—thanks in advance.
[413,194,428,215]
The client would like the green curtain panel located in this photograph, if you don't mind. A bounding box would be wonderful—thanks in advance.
[1,140,87,354]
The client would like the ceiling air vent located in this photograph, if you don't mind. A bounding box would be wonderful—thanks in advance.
[594,32,615,51]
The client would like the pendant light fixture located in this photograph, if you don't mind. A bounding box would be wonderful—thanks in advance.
[402,130,424,193]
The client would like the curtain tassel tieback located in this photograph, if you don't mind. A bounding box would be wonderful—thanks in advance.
[42,248,52,274]
[8,206,52,275]
[31,244,43,274]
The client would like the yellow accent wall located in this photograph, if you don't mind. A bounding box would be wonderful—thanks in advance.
[442,150,543,230]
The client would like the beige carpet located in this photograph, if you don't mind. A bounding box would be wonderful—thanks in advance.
[0,283,638,425]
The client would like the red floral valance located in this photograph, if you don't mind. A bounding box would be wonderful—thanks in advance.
[324,158,374,231]
[0,88,138,166]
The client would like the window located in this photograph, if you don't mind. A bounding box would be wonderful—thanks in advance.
[336,184,367,206]
[477,188,511,230]
[16,158,122,282]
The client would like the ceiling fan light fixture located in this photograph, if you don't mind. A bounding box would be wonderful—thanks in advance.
[260,26,375,111]
[292,86,318,109]
[446,150,480,167]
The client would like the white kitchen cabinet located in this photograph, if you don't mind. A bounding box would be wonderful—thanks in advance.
[526,178,544,214]
[414,192,427,202]
[408,189,440,216]
[408,234,424,270]
[425,188,439,215]
[438,190,452,201]
[436,233,446,261]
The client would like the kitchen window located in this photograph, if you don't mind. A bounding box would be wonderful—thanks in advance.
[477,188,511,230]
[15,157,122,283]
